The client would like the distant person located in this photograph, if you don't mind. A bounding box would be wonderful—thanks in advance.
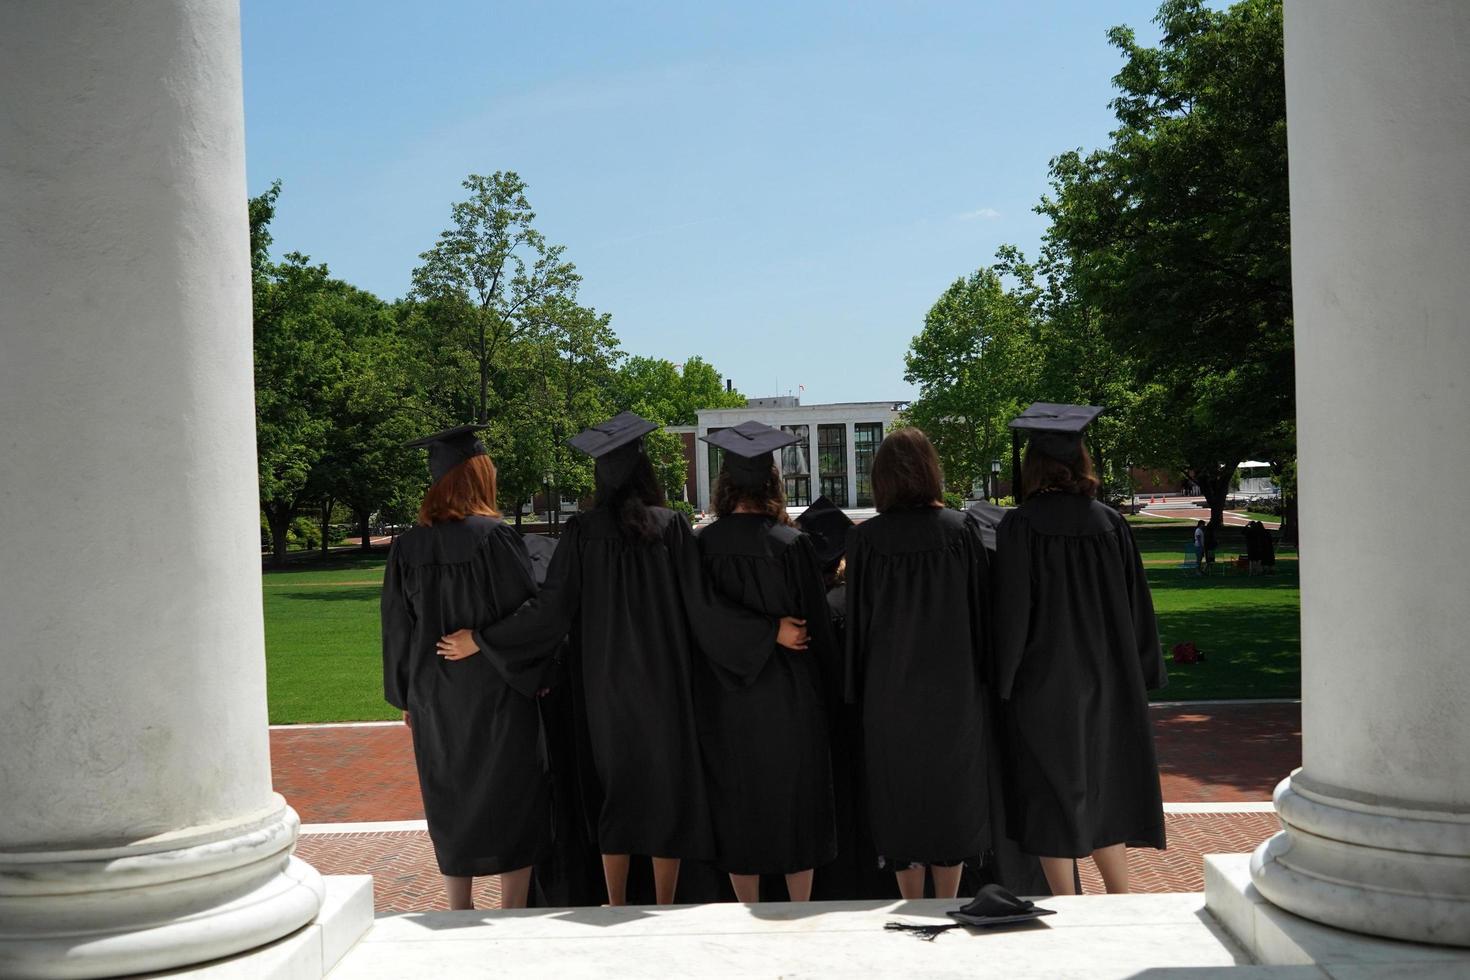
[381,425,551,910]
[1262,522,1278,573]
[435,412,806,906]
[695,422,838,903]
[843,427,998,900]
[992,403,1167,896]
[1193,520,1206,575]
[1245,521,1265,575]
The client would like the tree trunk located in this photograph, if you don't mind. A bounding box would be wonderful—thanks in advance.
[513,498,523,527]
[1279,494,1299,547]
[266,504,292,567]
[356,508,372,552]
[319,498,332,559]
[1196,464,1235,531]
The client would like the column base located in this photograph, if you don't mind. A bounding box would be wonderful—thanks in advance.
[0,797,325,979]
[1248,774,1470,948]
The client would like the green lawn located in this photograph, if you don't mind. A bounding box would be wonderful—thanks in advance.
[263,554,393,723]
[261,524,1300,722]
[1132,523,1300,700]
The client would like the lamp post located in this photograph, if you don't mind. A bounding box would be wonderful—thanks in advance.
[990,458,1002,502]
[542,470,553,528]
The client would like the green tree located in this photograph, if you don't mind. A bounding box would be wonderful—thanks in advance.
[1040,0,1292,527]
[903,266,1036,499]
[611,355,745,426]
[493,298,621,524]
[253,248,347,565]
[410,172,580,424]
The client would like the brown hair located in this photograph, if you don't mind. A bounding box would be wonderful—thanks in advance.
[1020,444,1100,501]
[713,462,795,526]
[871,427,944,513]
[418,454,500,525]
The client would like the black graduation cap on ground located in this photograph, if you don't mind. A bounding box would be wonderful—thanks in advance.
[1009,402,1104,464]
[885,884,1055,940]
[947,884,1056,927]
[795,495,855,568]
[570,411,661,490]
[702,420,798,491]
[404,424,488,483]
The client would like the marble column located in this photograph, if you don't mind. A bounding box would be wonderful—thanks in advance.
[0,2,324,977]
[1250,0,1470,947]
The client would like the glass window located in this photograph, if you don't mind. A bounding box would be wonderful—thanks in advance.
[705,427,726,498]
[817,424,848,504]
[854,422,884,506]
[781,424,811,507]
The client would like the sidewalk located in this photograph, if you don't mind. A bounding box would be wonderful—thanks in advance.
[274,700,1299,911]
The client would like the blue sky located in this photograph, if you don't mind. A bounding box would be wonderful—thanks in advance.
[242,1,1166,404]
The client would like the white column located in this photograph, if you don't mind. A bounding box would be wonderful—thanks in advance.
[1250,0,1470,946]
[0,3,324,977]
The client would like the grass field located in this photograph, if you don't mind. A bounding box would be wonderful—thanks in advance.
[261,523,1300,723]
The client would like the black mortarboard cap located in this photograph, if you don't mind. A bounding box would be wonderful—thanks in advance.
[964,499,1012,553]
[795,495,855,569]
[702,420,798,491]
[946,884,1056,928]
[571,411,660,490]
[1009,402,1103,463]
[404,424,489,483]
[568,411,660,459]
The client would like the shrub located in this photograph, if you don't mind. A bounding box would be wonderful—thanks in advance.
[667,499,696,522]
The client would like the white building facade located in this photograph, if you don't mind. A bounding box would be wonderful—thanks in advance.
[692,398,904,512]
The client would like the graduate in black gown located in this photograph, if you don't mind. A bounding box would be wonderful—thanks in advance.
[381,425,551,910]
[992,403,1168,896]
[695,422,837,902]
[520,532,608,908]
[797,497,900,901]
[436,412,809,906]
[843,427,995,900]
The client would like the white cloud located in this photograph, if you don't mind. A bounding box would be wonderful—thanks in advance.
[956,207,1001,221]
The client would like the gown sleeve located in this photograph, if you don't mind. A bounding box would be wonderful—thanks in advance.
[475,517,584,686]
[841,528,868,705]
[380,541,413,710]
[992,513,1031,701]
[1120,520,1168,691]
[788,532,842,699]
[473,525,557,699]
[668,513,778,688]
[963,517,994,687]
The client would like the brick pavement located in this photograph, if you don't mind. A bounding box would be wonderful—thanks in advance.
[272,701,1301,824]
[276,701,1299,912]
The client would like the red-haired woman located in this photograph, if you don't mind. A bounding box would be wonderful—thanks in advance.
[844,427,994,899]
[992,404,1166,895]
[381,425,552,911]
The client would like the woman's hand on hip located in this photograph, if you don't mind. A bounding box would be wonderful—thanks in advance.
[436,629,479,661]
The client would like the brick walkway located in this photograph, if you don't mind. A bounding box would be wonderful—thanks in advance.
[276,701,1300,912]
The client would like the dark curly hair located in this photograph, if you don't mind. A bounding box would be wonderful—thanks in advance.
[712,463,795,527]
[594,450,666,542]
[1020,443,1100,500]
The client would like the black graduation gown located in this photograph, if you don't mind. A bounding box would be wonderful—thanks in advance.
[695,515,837,876]
[810,583,899,901]
[380,516,551,877]
[992,493,1168,858]
[478,506,777,861]
[520,533,607,908]
[844,506,993,867]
